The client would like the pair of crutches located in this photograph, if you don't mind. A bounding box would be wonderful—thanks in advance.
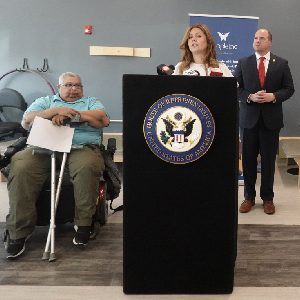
[31,116,87,261]
[32,148,68,262]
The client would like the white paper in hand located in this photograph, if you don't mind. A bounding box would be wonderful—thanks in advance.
[27,116,75,153]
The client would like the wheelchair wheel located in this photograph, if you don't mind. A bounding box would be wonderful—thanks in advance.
[2,229,10,249]
[98,181,108,226]
[90,220,100,239]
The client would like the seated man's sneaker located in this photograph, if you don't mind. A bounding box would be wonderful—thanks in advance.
[73,226,90,245]
[263,201,275,214]
[3,230,27,258]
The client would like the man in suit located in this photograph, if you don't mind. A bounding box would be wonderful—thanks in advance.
[235,29,294,214]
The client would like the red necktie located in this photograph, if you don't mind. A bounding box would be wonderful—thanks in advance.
[258,57,265,88]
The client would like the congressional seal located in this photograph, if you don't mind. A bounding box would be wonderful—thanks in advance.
[143,94,215,164]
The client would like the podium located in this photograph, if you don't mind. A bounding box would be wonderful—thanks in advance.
[123,75,238,294]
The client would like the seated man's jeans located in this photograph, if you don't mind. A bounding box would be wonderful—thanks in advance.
[6,145,105,239]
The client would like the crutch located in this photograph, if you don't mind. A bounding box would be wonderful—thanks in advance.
[32,148,68,262]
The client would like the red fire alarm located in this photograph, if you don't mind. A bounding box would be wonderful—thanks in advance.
[84,25,92,35]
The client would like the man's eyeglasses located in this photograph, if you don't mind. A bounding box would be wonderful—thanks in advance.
[60,84,83,89]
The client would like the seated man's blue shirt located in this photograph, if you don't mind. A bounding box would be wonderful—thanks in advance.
[24,94,110,145]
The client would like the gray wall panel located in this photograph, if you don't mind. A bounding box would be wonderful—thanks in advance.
[0,0,298,134]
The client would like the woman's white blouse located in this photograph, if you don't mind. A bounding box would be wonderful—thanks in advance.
[173,62,233,77]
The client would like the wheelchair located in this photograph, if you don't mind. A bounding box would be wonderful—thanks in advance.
[0,88,28,142]
[1,118,121,248]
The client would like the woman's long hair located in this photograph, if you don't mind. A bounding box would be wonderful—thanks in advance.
[178,24,219,75]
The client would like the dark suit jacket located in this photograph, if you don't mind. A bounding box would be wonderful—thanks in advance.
[235,53,294,130]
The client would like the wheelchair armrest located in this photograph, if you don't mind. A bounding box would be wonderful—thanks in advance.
[3,137,28,157]
[107,138,117,158]
[0,137,27,170]
[63,115,89,128]
[70,121,89,127]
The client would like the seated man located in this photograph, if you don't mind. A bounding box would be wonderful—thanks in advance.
[4,72,110,258]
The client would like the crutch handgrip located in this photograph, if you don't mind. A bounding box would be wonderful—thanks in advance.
[32,149,53,156]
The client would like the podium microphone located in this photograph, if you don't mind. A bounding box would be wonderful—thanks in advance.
[209,67,223,77]
[157,64,175,75]
[183,69,200,76]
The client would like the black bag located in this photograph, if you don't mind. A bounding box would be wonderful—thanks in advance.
[100,145,123,212]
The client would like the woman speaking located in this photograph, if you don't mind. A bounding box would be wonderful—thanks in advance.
[173,24,233,77]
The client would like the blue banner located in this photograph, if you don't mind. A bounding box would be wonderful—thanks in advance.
[189,14,259,74]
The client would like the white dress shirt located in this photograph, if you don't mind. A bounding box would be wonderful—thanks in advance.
[255,51,270,75]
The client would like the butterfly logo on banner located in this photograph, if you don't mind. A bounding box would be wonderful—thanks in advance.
[217,32,230,41]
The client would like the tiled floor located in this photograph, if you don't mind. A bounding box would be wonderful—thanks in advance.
[1,156,300,299]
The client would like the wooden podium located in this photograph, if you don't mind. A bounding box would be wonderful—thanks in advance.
[123,75,238,294]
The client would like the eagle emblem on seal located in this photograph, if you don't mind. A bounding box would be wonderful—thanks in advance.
[160,110,200,149]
